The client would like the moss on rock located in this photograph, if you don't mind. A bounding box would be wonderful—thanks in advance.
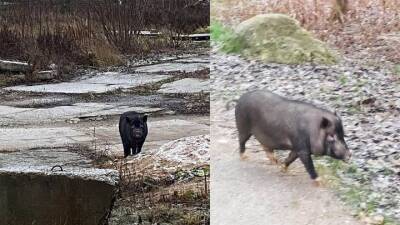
[234,14,338,64]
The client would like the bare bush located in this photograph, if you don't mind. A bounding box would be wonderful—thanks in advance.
[0,0,209,72]
[91,0,209,52]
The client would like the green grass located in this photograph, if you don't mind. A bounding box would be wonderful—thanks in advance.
[394,64,400,77]
[315,158,399,225]
[210,21,245,53]
[339,74,348,85]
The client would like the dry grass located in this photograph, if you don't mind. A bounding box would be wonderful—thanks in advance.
[0,0,210,75]
[67,144,210,224]
[111,158,210,224]
[212,0,400,63]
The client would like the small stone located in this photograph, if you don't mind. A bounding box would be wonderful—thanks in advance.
[372,215,385,224]
[67,118,80,124]
[360,202,367,209]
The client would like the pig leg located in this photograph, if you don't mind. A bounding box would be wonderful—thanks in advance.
[281,151,298,172]
[136,141,144,154]
[238,130,251,160]
[131,143,138,155]
[298,152,321,186]
[263,145,279,164]
[238,131,251,152]
[123,142,131,158]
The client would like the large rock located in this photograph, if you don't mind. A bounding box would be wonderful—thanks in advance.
[0,167,119,225]
[234,14,337,64]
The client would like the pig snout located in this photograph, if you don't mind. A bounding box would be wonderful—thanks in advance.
[343,150,352,163]
[132,129,143,138]
[330,138,351,162]
[336,143,351,163]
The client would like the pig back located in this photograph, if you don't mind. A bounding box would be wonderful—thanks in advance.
[236,90,321,150]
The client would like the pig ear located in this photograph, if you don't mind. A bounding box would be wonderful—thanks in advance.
[321,117,332,129]
[142,115,148,123]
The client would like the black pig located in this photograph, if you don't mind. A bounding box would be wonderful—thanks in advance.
[235,90,351,185]
[119,111,148,158]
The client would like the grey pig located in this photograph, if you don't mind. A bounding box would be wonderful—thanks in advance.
[235,90,351,185]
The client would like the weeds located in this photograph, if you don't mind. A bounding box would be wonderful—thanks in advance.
[212,0,400,63]
[211,21,244,53]
[393,64,400,79]
[112,159,210,224]
[339,74,348,85]
[315,158,397,224]
[0,0,210,77]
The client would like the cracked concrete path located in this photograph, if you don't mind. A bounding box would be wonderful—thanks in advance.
[211,102,363,225]
[0,127,92,151]
[0,115,209,157]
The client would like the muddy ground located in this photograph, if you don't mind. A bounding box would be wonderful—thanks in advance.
[0,46,210,224]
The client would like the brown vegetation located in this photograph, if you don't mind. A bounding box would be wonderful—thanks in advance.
[329,0,349,24]
[113,159,210,224]
[212,0,400,63]
[0,0,210,72]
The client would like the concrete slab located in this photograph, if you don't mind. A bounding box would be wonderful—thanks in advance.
[0,127,92,151]
[0,103,165,123]
[0,148,92,169]
[0,105,33,116]
[135,62,208,73]
[0,167,118,225]
[0,59,30,72]
[174,55,210,63]
[4,96,72,108]
[158,78,210,94]
[78,106,164,118]
[4,72,172,94]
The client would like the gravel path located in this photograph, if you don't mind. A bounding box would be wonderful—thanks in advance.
[211,51,400,223]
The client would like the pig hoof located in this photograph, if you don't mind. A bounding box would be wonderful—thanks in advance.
[265,152,279,164]
[312,177,322,187]
[269,158,280,165]
[240,154,249,161]
[280,165,289,173]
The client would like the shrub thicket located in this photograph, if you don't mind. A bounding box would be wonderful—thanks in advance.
[0,0,210,69]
